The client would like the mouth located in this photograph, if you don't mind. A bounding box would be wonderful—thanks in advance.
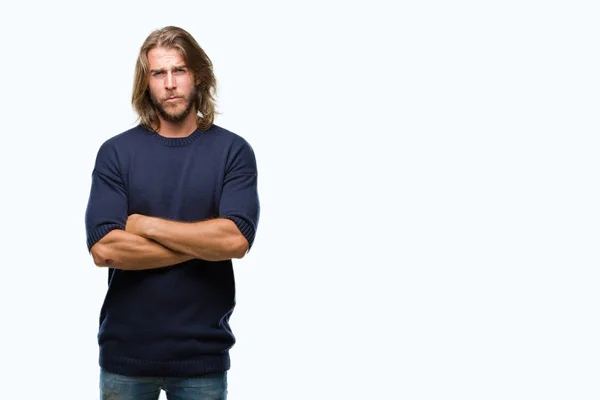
[165,96,181,103]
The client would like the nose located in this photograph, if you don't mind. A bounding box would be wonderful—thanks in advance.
[165,72,176,90]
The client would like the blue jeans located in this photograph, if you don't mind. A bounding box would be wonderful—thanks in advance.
[100,369,227,399]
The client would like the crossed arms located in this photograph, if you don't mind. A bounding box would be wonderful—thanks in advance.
[86,137,259,271]
[90,215,249,270]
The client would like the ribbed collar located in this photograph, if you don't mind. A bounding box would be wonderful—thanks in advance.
[141,125,203,147]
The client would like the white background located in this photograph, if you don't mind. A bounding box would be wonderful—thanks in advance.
[0,0,598,399]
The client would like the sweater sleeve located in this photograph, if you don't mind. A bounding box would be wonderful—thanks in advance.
[219,138,260,250]
[84,140,128,252]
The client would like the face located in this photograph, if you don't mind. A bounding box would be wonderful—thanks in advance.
[147,46,198,124]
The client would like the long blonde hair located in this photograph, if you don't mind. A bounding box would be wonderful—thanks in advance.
[132,26,217,131]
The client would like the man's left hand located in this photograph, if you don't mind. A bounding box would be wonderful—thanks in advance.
[126,213,149,237]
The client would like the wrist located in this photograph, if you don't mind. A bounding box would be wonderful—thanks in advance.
[140,216,158,239]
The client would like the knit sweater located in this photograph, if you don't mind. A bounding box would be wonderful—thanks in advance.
[84,124,260,377]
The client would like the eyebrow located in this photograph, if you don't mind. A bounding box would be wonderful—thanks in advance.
[150,65,188,74]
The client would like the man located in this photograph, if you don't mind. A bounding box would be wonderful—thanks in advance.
[85,26,260,399]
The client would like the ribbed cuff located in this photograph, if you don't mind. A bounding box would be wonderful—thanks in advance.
[224,216,255,250]
[87,224,124,252]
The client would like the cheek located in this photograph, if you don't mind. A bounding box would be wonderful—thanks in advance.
[179,83,194,99]
[183,76,197,91]
[150,81,162,92]
[148,86,165,101]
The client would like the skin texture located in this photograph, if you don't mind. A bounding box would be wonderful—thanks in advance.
[147,46,199,138]
[91,229,194,270]
[126,214,248,262]
[89,46,249,270]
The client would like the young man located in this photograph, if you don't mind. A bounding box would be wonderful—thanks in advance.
[85,26,260,399]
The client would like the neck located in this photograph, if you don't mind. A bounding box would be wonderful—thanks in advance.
[155,113,198,138]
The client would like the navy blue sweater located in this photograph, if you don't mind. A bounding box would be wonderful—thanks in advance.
[84,124,260,377]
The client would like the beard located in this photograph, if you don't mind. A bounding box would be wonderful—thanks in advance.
[150,87,198,124]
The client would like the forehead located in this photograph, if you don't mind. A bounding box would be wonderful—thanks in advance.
[147,47,185,69]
